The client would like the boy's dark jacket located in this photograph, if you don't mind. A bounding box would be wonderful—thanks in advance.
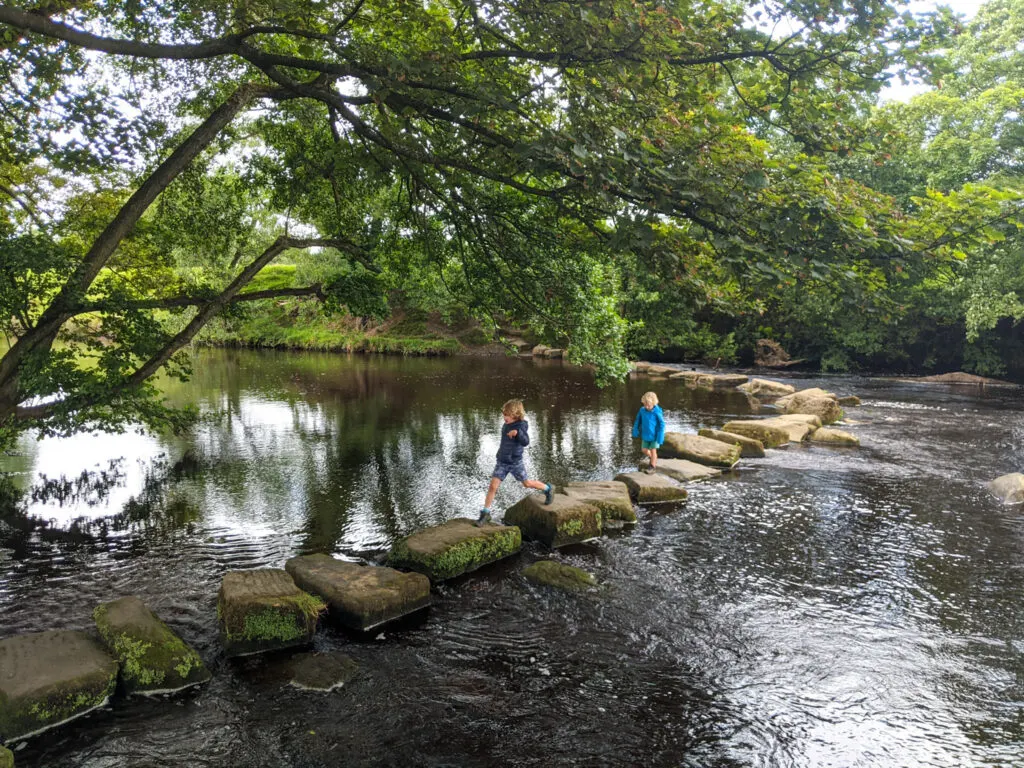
[496,419,530,463]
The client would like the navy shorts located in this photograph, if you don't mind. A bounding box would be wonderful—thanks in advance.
[492,460,528,482]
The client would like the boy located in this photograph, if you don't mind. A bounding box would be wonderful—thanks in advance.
[477,398,553,525]
[632,391,665,474]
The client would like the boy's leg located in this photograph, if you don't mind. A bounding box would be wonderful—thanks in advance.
[483,476,502,509]
[650,447,658,469]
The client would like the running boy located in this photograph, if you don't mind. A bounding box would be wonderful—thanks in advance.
[477,398,553,525]
[632,391,665,474]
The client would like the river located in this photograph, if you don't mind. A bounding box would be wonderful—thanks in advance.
[1,349,1023,767]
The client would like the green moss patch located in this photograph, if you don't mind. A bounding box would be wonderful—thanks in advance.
[387,519,522,582]
[217,570,326,657]
[504,494,602,548]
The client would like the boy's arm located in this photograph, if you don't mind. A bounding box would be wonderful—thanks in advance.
[517,422,530,446]
[631,410,641,438]
[655,410,666,444]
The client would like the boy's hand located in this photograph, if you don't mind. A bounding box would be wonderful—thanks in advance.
[507,430,518,438]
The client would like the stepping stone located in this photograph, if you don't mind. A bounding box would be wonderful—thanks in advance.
[837,395,861,406]
[544,348,564,358]
[737,378,795,397]
[504,493,601,548]
[531,345,549,356]
[986,473,1024,504]
[217,569,325,658]
[523,561,596,591]
[387,519,522,582]
[285,554,431,631]
[632,361,651,372]
[721,420,790,448]
[285,651,359,692]
[644,364,677,376]
[695,373,748,390]
[698,428,765,458]
[810,428,859,446]
[0,630,118,742]
[648,458,722,482]
[661,433,740,468]
[613,471,688,503]
[757,416,817,443]
[563,481,637,523]
[785,396,843,425]
[93,596,210,695]
[774,387,835,409]
[668,370,702,384]
[774,413,822,428]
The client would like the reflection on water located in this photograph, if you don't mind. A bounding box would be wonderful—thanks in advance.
[1,350,1024,767]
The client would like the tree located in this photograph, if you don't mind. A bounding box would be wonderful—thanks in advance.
[0,0,936,444]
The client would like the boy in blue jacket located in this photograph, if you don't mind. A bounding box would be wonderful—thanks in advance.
[632,391,665,474]
[477,398,553,525]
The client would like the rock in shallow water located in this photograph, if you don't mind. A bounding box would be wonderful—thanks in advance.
[721,420,790,449]
[93,596,210,695]
[504,493,602,548]
[612,471,688,503]
[648,458,722,482]
[217,569,325,658]
[810,428,860,446]
[660,432,741,468]
[523,561,596,591]
[563,481,637,523]
[0,630,118,742]
[987,473,1024,504]
[285,651,359,692]
[698,428,765,458]
[387,519,522,581]
[285,554,431,631]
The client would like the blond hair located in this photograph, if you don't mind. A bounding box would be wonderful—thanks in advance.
[641,391,659,407]
[502,398,526,420]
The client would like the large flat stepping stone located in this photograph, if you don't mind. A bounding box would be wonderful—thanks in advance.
[647,458,722,482]
[217,569,325,658]
[661,432,740,467]
[721,420,790,448]
[93,596,210,696]
[563,481,636,523]
[987,473,1024,504]
[387,519,522,582]
[774,387,835,408]
[613,472,688,503]
[757,416,817,443]
[810,428,859,446]
[0,630,118,742]
[504,493,601,548]
[285,554,430,631]
[698,428,765,458]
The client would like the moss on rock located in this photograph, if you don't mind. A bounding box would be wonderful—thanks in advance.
[217,570,325,657]
[523,560,596,591]
[563,481,637,523]
[504,493,601,548]
[0,745,12,768]
[387,519,522,582]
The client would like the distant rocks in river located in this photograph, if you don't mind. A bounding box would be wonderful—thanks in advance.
[987,473,1024,504]
[917,371,1016,386]
[698,428,766,458]
[738,378,796,397]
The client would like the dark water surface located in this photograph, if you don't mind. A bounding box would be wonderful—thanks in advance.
[2,349,1024,767]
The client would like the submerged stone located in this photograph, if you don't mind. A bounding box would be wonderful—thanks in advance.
[387,519,522,582]
[504,493,601,548]
[660,432,741,468]
[0,630,118,742]
[93,596,210,696]
[612,472,688,504]
[810,428,860,446]
[987,473,1024,505]
[721,420,790,449]
[563,481,637,523]
[523,560,596,591]
[698,428,765,458]
[285,651,359,692]
[285,554,430,631]
[648,458,722,482]
[737,378,796,397]
[217,569,325,658]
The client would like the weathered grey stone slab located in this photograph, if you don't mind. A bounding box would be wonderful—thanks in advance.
[504,494,601,548]
[737,378,796,397]
[987,473,1024,504]
[387,519,521,581]
[613,472,688,503]
[721,420,790,448]
[757,416,817,443]
[544,348,564,358]
[698,428,765,458]
[563,481,636,523]
[93,596,210,696]
[285,554,430,631]
[523,561,596,591]
[661,432,741,467]
[0,630,118,742]
[217,569,325,657]
[648,458,722,482]
[531,344,549,356]
[810,428,860,446]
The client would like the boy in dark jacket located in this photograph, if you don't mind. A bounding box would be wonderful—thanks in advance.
[477,398,553,525]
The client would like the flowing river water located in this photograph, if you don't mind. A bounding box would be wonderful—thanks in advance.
[1,349,1023,767]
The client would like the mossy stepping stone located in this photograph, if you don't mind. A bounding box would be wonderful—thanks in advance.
[217,569,325,658]
[285,554,431,631]
[612,471,688,504]
[563,481,636,523]
[721,420,790,449]
[523,560,596,591]
[504,493,601,548]
[698,428,765,458]
[757,416,817,443]
[660,433,740,468]
[387,519,522,582]
[93,596,210,695]
[810,428,859,446]
[648,459,721,483]
[0,630,118,742]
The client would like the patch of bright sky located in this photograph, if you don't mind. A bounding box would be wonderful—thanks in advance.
[881,0,986,101]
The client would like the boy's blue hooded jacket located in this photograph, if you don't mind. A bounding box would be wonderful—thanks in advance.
[496,419,530,463]
[632,405,666,444]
